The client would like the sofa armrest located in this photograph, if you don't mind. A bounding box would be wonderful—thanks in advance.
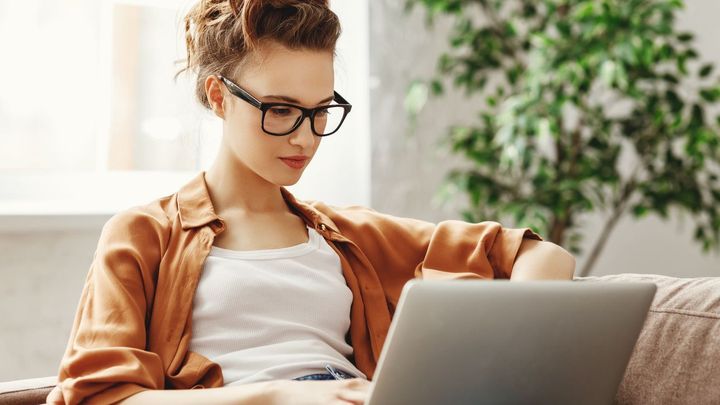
[576,273,720,405]
[0,376,57,405]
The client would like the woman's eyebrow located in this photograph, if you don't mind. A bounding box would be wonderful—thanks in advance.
[264,94,335,105]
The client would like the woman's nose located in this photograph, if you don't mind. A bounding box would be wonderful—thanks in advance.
[288,116,316,148]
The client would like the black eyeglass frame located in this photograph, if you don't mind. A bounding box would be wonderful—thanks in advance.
[217,75,352,137]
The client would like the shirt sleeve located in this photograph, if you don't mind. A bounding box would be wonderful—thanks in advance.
[49,209,168,405]
[318,204,541,308]
[419,219,542,280]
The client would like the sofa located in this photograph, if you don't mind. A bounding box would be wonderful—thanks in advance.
[1,273,718,405]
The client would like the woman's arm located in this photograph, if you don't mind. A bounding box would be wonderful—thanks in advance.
[117,379,370,405]
[116,383,273,405]
[510,239,576,281]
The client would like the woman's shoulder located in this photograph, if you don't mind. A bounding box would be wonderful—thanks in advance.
[101,193,176,239]
[90,194,178,278]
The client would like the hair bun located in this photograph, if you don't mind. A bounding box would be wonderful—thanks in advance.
[229,0,330,16]
[180,0,340,109]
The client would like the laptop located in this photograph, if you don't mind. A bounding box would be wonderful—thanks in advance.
[366,279,656,405]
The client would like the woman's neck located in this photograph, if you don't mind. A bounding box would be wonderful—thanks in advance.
[205,157,288,217]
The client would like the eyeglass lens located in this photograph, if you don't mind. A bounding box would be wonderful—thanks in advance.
[264,105,346,136]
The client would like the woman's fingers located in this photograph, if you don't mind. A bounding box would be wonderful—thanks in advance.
[336,389,367,404]
[336,379,370,404]
[341,378,370,388]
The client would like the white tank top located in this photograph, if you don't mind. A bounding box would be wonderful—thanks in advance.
[188,226,366,385]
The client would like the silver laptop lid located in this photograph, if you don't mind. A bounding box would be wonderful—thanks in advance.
[367,280,656,405]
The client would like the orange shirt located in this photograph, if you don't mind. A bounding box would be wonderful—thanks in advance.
[48,171,540,404]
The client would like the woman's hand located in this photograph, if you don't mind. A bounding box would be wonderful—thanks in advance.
[266,378,371,405]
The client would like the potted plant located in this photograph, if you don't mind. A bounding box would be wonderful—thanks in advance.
[405,0,720,275]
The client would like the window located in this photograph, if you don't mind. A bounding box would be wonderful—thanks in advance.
[0,0,218,171]
[0,0,370,220]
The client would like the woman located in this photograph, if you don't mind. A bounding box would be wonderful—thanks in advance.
[46,0,575,404]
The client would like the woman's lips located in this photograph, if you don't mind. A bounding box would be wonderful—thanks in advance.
[279,157,308,169]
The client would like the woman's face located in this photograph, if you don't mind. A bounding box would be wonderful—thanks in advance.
[211,41,335,187]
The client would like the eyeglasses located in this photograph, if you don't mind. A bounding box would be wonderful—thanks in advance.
[217,75,352,137]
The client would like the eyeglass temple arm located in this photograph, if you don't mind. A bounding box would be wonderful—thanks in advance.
[333,91,351,107]
[218,75,263,109]
[222,74,350,110]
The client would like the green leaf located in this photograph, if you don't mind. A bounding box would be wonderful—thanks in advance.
[685,49,699,59]
[404,80,429,116]
[699,63,714,78]
[700,88,720,103]
[666,89,684,112]
[661,73,679,84]
[632,204,648,218]
[677,32,694,42]
[600,60,616,86]
[430,79,445,96]
[677,55,688,74]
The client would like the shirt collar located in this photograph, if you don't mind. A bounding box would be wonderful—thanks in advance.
[176,171,339,234]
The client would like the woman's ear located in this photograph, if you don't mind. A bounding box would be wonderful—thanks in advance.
[205,75,226,119]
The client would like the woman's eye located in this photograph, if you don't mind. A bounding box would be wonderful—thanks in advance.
[270,107,292,117]
[315,108,330,117]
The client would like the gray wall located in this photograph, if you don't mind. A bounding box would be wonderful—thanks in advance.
[2,224,105,381]
[369,0,720,277]
[2,0,719,383]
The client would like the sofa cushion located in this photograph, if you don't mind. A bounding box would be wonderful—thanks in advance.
[0,376,57,405]
[576,273,720,405]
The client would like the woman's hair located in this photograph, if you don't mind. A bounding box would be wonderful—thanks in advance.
[177,0,342,109]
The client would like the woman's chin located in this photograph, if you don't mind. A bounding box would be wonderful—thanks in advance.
[278,179,301,187]
[272,172,304,187]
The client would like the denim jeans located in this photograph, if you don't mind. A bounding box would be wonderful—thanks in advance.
[293,364,357,381]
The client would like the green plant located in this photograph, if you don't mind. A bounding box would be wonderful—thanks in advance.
[405,0,720,276]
